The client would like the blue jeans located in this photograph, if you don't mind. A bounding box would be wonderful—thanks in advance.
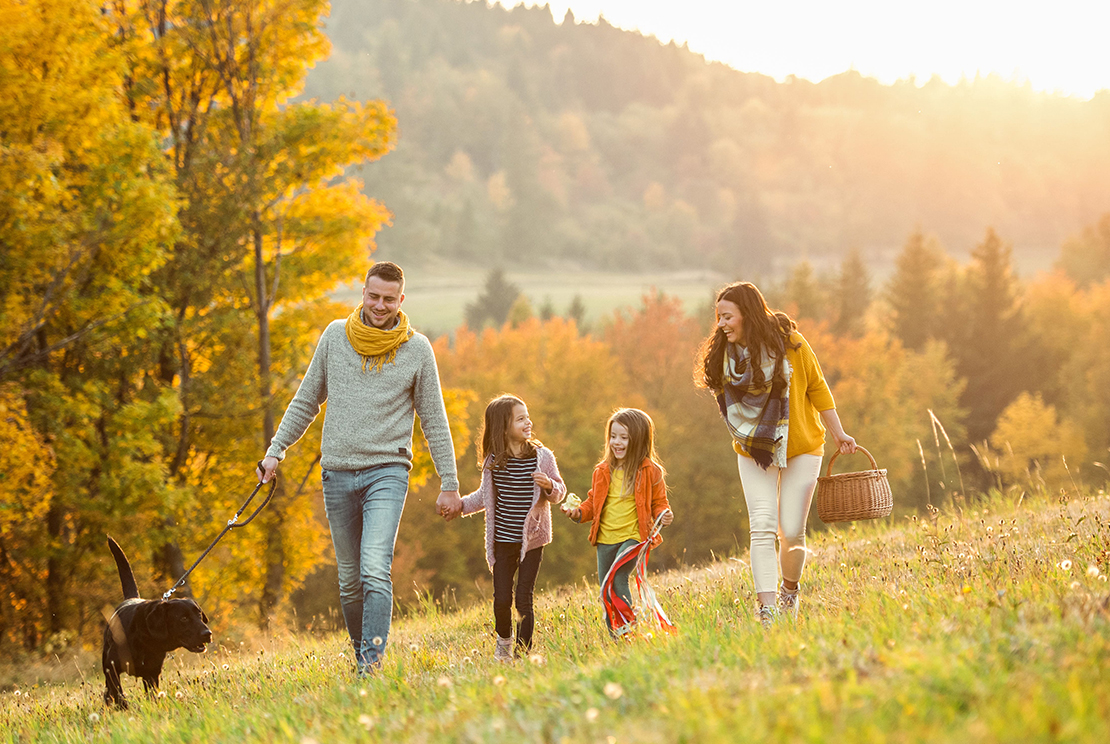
[321,465,409,671]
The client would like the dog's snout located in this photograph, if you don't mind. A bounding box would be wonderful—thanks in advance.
[202,628,213,642]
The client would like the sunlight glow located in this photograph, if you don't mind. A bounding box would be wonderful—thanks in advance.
[527,1,1110,99]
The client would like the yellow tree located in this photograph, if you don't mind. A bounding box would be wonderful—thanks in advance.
[0,0,179,646]
[988,393,1087,494]
[808,325,966,511]
[108,0,396,626]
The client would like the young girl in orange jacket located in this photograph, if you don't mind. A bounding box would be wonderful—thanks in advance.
[562,408,673,633]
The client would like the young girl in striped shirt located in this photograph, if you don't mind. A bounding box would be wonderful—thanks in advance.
[461,394,566,660]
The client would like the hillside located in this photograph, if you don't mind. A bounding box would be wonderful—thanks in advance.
[5,491,1108,742]
[303,0,1110,276]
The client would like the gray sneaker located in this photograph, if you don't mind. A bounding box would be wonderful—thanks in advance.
[779,588,800,620]
[757,604,780,629]
[494,636,513,662]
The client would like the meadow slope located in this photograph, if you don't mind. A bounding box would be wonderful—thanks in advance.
[3,491,1109,743]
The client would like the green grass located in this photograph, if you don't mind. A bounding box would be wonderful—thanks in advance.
[3,491,1109,743]
[331,264,727,337]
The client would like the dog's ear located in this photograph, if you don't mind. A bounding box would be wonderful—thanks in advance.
[142,602,169,640]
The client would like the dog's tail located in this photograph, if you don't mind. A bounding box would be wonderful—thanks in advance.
[107,537,140,600]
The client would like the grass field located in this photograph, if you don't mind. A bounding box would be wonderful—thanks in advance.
[331,263,729,338]
[3,490,1109,743]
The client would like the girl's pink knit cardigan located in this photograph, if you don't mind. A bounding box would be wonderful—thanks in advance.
[460,446,567,570]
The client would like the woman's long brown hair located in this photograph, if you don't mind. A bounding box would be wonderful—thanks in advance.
[478,394,541,470]
[693,282,799,394]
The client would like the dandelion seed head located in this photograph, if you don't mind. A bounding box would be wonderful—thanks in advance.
[529,653,545,666]
[371,636,383,646]
[1070,581,1082,590]
[175,691,184,699]
[222,664,229,670]
[1060,560,1073,571]
[462,656,472,664]
[493,675,506,686]
[13,690,20,697]
[157,690,167,698]
[1087,565,1100,578]
[409,643,419,651]
[586,707,600,722]
[358,714,374,730]
[603,682,623,700]
[437,676,452,688]
[88,713,100,723]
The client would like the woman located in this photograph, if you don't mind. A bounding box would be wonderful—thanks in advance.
[695,282,856,627]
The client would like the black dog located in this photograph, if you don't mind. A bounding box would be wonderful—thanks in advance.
[102,537,212,708]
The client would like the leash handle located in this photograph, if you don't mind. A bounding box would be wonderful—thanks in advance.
[163,462,276,600]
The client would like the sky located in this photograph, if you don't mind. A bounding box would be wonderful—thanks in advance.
[523,1,1110,99]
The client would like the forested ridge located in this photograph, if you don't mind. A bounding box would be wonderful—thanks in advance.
[306,0,1110,273]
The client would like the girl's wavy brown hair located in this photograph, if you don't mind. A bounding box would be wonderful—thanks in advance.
[478,394,541,470]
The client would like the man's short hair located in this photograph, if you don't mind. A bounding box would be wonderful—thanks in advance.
[365,261,405,293]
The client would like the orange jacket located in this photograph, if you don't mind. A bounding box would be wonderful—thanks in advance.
[578,458,669,547]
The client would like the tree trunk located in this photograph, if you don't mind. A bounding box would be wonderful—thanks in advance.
[253,216,283,628]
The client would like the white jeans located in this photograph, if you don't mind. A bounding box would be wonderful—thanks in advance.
[737,453,823,595]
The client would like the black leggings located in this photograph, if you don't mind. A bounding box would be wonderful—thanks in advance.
[492,542,543,650]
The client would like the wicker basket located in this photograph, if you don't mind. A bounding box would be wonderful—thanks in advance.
[816,446,892,523]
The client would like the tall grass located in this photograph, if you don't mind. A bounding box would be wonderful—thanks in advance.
[3,490,1108,743]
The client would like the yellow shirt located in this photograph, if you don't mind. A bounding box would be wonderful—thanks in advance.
[596,468,640,544]
[734,331,835,461]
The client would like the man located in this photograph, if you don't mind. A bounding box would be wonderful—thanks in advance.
[257,261,463,674]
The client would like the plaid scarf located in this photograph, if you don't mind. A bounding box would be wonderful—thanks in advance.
[716,342,791,469]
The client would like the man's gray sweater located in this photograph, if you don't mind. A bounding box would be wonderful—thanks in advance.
[265,319,459,491]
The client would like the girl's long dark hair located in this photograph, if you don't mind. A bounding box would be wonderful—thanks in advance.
[601,408,665,491]
[693,282,799,394]
[478,394,541,470]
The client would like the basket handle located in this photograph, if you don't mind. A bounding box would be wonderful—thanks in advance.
[825,445,878,477]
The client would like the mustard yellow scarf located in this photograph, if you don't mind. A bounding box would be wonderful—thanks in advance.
[345,306,413,372]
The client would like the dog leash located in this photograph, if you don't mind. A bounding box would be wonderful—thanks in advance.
[162,461,277,600]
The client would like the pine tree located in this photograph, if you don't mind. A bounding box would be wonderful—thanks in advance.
[832,247,872,336]
[887,229,943,351]
[954,229,1028,441]
[464,269,522,329]
[1057,213,1110,288]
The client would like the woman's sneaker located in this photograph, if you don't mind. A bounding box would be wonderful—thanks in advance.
[779,588,800,620]
[494,636,514,662]
[757,604,780,629]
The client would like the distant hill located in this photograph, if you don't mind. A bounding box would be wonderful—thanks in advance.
[303,0,1110,276]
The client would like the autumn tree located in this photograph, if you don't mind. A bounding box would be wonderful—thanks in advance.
[604,292,748,566]
[108,0,395,626]
[0,0,179,647]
